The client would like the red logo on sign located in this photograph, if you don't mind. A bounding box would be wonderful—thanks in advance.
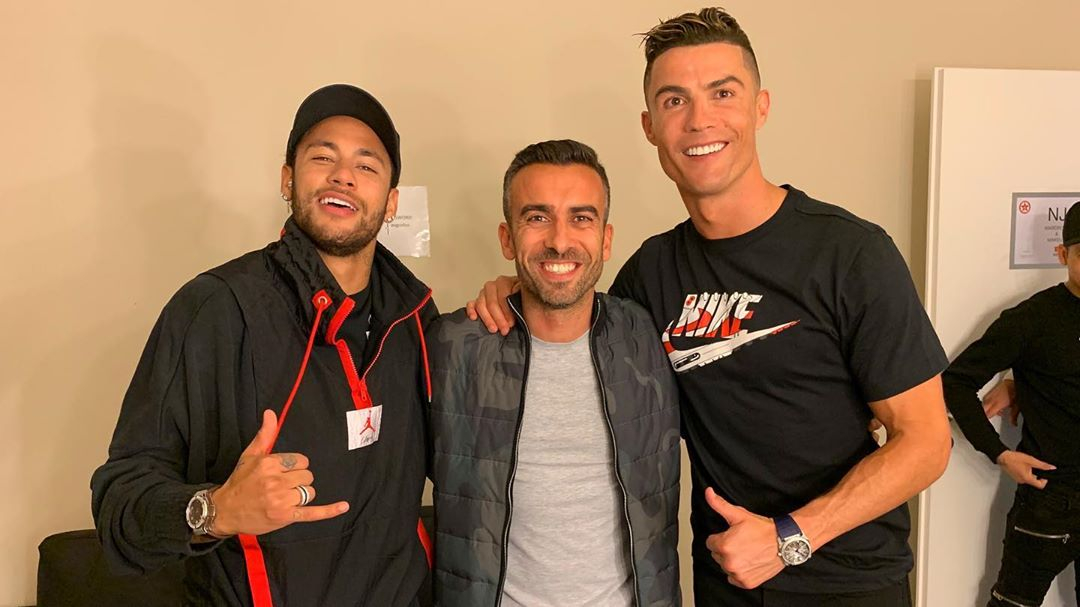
[1019,200,1031,214]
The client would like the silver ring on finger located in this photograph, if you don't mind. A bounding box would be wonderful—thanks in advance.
[296,485,311,507]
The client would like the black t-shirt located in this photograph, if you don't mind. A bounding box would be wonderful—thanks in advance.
[944,284,1080,485]
[610,186,947,594]
[340,278,374,360]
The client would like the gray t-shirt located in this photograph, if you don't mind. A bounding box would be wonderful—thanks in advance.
[501,332,634,607]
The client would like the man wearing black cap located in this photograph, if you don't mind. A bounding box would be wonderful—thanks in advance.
[944,201,1080,607]
[91,84,438,606]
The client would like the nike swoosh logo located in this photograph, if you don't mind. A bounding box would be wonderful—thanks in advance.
[663,320,800,372]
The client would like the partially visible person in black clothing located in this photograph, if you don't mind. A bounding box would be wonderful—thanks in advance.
[90,84,438,606]
[944,201,1080,607]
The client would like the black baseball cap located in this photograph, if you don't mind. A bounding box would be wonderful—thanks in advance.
[285,84,401,187]
[1065,201,1080,247]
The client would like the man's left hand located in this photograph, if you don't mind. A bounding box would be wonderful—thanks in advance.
[982,379,1018,426]
[703,487,786,589]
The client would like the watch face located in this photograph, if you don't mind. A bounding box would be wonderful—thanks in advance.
[186,495,208,529]
[780,538,812,566]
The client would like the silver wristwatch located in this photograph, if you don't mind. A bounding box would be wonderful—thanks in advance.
[773,514,812,566]
[186,488,218,536]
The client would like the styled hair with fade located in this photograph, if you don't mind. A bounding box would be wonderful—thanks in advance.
[640,7,760,94]
[502,139,611,223]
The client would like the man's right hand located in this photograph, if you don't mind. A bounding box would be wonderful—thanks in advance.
[465,275,520,335]
[996,449,1055,489]
[211,409,349,536]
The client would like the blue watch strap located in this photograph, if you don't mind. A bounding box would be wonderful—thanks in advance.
[773,514,802,540]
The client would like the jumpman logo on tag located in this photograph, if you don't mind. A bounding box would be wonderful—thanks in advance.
[346,405,383,450]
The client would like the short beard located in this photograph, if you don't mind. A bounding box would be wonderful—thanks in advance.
[290,185,385,257]
[515,250,602,311]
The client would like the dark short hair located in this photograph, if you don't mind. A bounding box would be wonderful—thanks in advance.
[502,139,611,223]
[640,7,760,94]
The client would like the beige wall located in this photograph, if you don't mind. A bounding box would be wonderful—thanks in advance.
[2,1,1078,605]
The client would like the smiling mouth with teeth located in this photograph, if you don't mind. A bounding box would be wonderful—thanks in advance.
[541,261,579,275]
[320,196,357,211]
[684,142,727,157]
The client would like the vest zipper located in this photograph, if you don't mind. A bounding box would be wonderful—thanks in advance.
[587,296,640,607]
[495,298,532,607]
[494,296,641,606]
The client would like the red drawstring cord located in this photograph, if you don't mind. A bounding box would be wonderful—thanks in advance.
[240,290,332,607]
[415,312,432,403]
[274,291,333,445]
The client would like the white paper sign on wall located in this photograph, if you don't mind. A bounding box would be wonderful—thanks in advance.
[1010,192,1078,268]
[378,185,430,257]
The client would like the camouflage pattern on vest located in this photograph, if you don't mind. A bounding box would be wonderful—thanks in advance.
[428,293,682,607]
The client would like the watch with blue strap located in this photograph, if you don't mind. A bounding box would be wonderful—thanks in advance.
[773,514,812,566]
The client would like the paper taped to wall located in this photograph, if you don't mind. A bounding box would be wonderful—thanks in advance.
[378,186,430,258]
[1011,192,1080,268]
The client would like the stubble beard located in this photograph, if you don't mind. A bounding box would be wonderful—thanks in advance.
[515,250,602,311]
[290,185,385,257]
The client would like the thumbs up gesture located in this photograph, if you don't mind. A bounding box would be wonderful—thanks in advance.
[210,410,350,537]
[703,487,786,589]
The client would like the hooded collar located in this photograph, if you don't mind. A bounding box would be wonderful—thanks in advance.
[268,217,431,338]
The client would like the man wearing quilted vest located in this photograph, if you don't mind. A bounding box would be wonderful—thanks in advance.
[428,139,681,607]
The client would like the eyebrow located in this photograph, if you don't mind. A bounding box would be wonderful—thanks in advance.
[518,204,554,217]
[518,204,601,217]
[303,141,386,166]
[653,75,745,102]
[569,205,600,216]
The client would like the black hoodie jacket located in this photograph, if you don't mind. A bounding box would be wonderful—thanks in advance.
[91,218,438,606]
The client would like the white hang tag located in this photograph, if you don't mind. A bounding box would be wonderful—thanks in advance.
[346,405,383,450]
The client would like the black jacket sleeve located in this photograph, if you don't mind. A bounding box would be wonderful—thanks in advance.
[942,304,1027,464]
[90,275,248,574]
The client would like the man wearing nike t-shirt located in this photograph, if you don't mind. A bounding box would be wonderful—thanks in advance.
[467,8,951,606]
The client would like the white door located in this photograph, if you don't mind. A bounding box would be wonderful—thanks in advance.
[921,68,1080,607]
